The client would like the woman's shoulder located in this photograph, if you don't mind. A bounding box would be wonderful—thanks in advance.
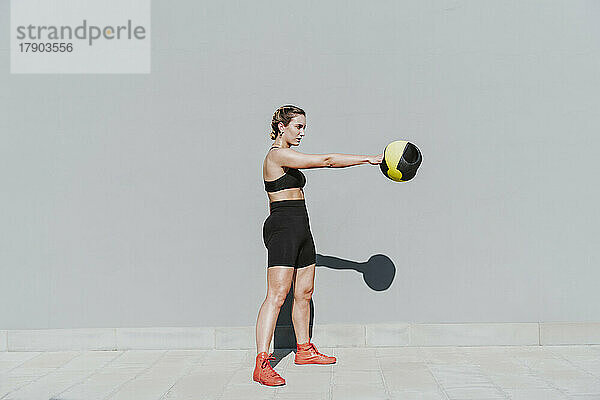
[264,150,286,176]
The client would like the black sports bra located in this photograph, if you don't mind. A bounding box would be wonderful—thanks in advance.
[264,147,306,192]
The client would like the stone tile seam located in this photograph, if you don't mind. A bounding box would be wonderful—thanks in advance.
[375,349,392,400]
[423,361,451,400]
[159,349,211,400]
[478,360,512,400]
[546,346,600,384]
[52,349,126,400]
[216,360,250,400]
[511,348,571,398]
[102,349,169,400]
[0,350,81,400]
[2,350,45,376]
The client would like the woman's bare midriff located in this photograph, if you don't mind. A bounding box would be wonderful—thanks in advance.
[267,188,305,203]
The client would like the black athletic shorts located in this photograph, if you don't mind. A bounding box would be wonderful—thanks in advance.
[262,199,316,268]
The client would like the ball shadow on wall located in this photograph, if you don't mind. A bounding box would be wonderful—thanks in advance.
[316,253,396,291]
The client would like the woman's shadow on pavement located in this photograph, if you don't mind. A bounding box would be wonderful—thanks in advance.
[271,253,395,366]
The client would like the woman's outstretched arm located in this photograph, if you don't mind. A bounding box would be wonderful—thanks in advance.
[325,153,382,168]
[270,148,382,169]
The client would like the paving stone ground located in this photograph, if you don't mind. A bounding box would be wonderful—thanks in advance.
[1,346,600,399]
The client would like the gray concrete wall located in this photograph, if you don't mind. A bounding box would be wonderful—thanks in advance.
[1,0,599,329]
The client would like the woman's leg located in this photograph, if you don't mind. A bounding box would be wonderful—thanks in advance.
[256,266,295,353]
[291,263,335,365]
[291,263,315,344]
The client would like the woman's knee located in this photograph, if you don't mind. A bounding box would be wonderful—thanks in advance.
[266,287,289,308]
[294,285,314,302]
[265,267,294,308]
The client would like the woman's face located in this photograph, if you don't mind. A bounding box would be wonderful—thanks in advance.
[279,114,306,146]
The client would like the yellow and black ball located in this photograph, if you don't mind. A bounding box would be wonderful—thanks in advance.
[380,140,422,182]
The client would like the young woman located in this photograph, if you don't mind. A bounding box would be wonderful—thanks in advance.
[254,105,383,386]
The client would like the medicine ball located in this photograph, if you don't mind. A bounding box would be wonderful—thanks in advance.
[380,140,422,182]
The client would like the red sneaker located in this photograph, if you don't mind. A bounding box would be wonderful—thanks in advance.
[252,352,286,386]
[294,342,336,365]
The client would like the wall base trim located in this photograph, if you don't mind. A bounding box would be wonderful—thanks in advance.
[1,322,599,351]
